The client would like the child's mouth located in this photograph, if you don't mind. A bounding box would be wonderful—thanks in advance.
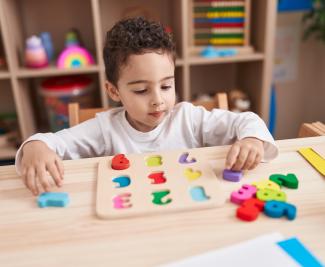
[148,111,165,118]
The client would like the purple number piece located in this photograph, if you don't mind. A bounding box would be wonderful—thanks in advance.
[179,152,196,164]
[223,169,243,182]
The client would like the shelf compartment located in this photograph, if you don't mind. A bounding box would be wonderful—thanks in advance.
[0,80,20,159]
[1,0,97,69]
[98,0,183,58]
[0,80,16,114]
[18,74,102,134]
[190,61,264,115]
[190,64,237,99]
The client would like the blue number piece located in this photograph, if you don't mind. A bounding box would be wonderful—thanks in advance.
[112,176,131,188]
[37,192,70,208]
[264,200,297,220]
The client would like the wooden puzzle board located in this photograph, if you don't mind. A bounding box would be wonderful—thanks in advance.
[96,149,226,219]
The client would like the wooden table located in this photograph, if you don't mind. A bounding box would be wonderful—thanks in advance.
[1,137,325,266]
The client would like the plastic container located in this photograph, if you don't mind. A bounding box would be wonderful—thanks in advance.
[39,75,95,131]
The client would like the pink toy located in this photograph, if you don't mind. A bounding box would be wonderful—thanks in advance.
[25,35,48,68]
[56,45,94,69]
[113,193,132,209]
[230,184,257,205]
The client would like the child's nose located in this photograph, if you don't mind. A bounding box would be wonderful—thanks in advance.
[151,91,164,106]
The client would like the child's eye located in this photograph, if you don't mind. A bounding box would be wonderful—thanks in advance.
[133,89,147,94]
[161,85,171,90]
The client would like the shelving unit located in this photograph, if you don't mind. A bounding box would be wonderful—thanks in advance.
[0,0,277,159]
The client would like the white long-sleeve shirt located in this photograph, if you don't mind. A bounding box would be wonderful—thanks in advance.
[15,102,278,173]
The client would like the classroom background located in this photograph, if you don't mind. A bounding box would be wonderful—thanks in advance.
[0,0,324,164]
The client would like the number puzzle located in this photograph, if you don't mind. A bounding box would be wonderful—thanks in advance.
[96,149,226,219]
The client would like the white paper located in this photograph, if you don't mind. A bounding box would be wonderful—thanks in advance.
[161,233,300,267]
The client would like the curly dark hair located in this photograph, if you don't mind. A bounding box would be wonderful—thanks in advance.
[103,17,176,87]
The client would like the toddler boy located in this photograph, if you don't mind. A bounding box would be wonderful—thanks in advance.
[16,17,278,195]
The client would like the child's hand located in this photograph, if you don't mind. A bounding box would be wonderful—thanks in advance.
[225,137,264,171]
[21,141,64,196]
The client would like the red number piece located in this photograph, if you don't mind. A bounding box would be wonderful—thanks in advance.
[111,154,130,170]
[148,172,167,184]
[236,198,265,222]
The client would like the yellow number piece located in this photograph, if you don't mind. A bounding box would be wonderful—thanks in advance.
[252,180,280,191]
[184,168,202,181]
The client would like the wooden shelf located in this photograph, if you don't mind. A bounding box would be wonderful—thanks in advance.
[16,65,100,78]
[0,0,277,140]
[188,52,265,66]
[0,70,10,79]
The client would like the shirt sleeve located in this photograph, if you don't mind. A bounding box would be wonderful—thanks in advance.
[189,103,279,162]
[15,117,106,174]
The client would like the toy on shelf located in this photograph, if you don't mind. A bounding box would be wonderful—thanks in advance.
[200,46,238,58]
[193,0,253,56]
[39,75,95,131]
[56,29,94,69]
[191,92,228,111]
[228,89,251,113]
[56,46,95,68]
[39,32,54,62]
[24,35,48,68]
[64,28,84,47]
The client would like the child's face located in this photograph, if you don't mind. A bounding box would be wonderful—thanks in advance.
[107,52,176,132]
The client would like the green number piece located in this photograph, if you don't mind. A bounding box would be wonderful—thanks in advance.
[151,190,172,205]
[269,173,299,189]
[256,188,287,202]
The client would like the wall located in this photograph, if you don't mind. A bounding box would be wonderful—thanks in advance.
[274,12,325,139]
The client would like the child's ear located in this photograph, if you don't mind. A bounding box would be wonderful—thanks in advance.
[105,81,120,102]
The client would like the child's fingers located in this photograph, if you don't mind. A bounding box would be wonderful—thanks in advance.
[225,143,240,169]
[21,168,28,187]
[242,150,257,170]
[36,165,51,192]
[232,147,249,171]
[47,163,63,187]
[55,157,64,178]
[249,153,262,170]
[26,167,38,195]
